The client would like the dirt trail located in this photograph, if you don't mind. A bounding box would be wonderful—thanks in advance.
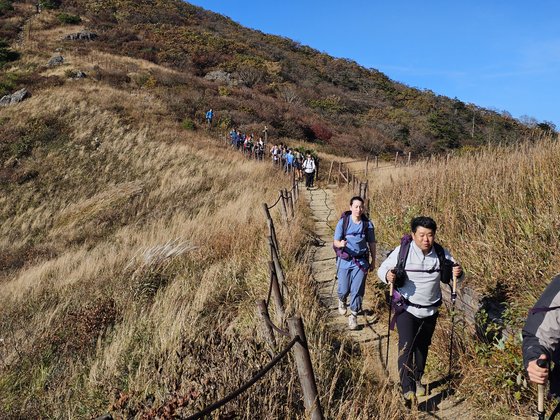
[303,186,477,419]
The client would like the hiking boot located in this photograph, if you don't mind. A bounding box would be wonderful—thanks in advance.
[415,381,426,397]
[338,299,347,315]
[348,313,358,330]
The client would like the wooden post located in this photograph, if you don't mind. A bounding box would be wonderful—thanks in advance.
[364,180,370,214]
[256,300,276,351]
[446,153,451,165]
[268,261,285,321]
[407,152,411,166]
[262,203,279,253]
[279,190,288,223]
[346,167,350,189]
[375,155,379,168]
[394,152,399,167]
[365,156,369,177]
[327,161,334,184]
[288,317,324,420]
[286,189,294,218]
[269,237,285,294]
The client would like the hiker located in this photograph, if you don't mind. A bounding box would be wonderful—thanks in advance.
[523,275,560,390]
[205,108,213,128]
[333,196,376,330]
[285,149,294,173]
[302,152,316,188]
[378,216,463,401]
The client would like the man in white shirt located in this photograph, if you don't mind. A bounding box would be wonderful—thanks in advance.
[302,152,316,188]
[377,216,464,401]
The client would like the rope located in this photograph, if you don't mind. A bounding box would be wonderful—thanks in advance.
[185,337,299,420]
[263,314,291,337]
[267,194,283,210]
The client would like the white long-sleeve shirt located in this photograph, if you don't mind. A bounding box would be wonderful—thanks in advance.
[377,241,463,318]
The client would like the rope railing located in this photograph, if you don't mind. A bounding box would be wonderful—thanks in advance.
[185,337,300,420]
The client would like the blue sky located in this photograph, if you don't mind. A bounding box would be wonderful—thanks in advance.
[187,0,560,128]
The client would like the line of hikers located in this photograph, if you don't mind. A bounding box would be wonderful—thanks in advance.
[333,196,559,413]
[228,128,318,188]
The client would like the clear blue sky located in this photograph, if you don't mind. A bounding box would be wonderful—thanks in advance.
[187,0,560,128]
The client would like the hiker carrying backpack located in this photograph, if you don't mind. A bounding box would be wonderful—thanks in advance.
[523,274,560,419]
[333,196,376,331]
[377,216,464,402]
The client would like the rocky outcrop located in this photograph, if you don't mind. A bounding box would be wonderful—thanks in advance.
[64,31,98,41]
[204,70,238,86]
[47,55,64,67]
[0,88,29,106]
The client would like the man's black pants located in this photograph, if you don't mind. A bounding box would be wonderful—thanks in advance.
[305,171,314,187]
[396,310,439,393]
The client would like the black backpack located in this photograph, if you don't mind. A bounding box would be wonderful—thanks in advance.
[393,234,454,287]
[333,211,369,260]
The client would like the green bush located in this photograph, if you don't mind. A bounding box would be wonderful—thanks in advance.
[57,13,82,25]
[0,0,14,16]
[0,41,19,67]
[181,118,195,130]
[40,0,61,10]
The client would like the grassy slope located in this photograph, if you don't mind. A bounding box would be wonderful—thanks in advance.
[365,137,560,416]
[0,7,404,419]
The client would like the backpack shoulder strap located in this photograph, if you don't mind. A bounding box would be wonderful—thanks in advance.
[396,234,412,271]
[433,243,447,266]
[341,211,352,239]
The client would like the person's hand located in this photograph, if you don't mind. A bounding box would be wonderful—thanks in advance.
[386,269,396,284]
[527,354,548,384]
[453,264,463,278]
[339,239,347,248]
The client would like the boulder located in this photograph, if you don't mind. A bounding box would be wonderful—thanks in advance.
[0,88,29,106]
[64,31,98,41]
[204,70,237,86]
[47,55,64,67]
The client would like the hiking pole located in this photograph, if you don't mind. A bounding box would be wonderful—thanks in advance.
[536,358,547,420]
[385,274,394,370]
[447,273,458,391]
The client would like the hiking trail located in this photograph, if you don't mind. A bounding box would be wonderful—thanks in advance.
[303,185,477,419]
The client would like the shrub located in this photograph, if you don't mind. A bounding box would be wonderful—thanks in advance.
[309,122,333,141]
[56,13,81,25]
[0,41,19,67]
[39,0,61,10]
[181,118,195,130]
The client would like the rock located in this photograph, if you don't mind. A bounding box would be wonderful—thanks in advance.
[73,70,86,79]
[47,55,64,67]
[0,88,30,106]
[204,70,237,86]
[64,31,98,41]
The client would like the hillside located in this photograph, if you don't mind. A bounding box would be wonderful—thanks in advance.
[1,0,556,159]
[0,2,401,418]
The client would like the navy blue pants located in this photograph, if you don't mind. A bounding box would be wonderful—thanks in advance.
[396,310,438,393]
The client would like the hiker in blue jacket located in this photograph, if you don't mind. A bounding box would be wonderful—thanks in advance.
[333,196,376,330]
[205,108,213,127]
[378,216,463,401]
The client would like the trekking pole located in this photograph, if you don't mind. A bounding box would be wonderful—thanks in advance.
[447,273,458,390]
[385,275,394,370]
[536,358,547,420]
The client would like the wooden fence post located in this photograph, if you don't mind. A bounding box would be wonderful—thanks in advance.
[394,152,399,167]
[288,317,324,420]
[365,156,369,177]
[262,203,279,254]
[256,300,276,351]
[286,189,294,218]
[269,236,285,295]
[279,190,288,223]
[407,152,411,166]
[268,261,285,321]
[346,167,350,189]
[327,161,334,184]
[375,155,379,168]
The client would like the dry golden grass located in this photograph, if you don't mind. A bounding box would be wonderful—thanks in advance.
[0,68,403,418]
[363,137,560,416]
